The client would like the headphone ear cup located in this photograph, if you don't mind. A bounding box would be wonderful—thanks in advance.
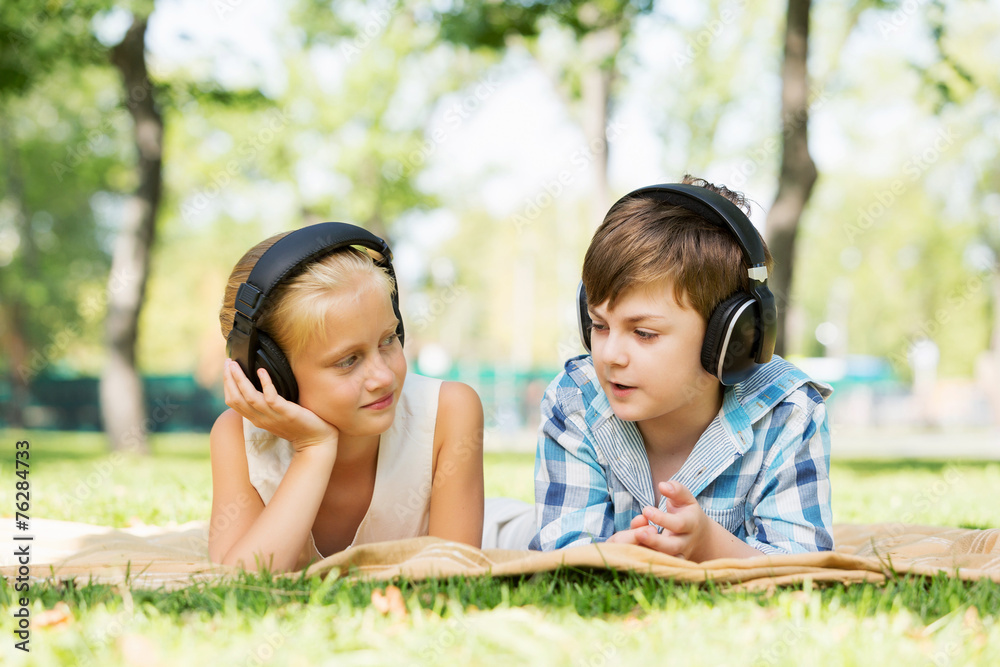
[576,281,593,352]
[701,293,760,386]
[255,333,299,403]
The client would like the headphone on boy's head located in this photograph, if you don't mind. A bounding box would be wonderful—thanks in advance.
[226,222,404,404]
[576,183,777,386]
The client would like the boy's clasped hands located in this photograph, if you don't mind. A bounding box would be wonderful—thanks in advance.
[608,481,762,561]
[608,481,707,559]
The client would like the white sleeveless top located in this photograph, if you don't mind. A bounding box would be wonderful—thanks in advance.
[243,373,442,553]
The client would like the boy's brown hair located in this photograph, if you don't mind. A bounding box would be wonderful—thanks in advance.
[582,175,773,322]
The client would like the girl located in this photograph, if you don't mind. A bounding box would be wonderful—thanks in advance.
[209,223,484,571]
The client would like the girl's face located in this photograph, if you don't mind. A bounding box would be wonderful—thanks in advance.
[288,280,407,437]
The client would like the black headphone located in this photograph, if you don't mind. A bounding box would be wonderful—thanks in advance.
[226,222,404,403]
[577,183,776,386]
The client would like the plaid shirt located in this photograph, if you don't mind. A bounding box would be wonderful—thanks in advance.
[529,355,834,554]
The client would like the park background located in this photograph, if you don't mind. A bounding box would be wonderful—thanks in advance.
[2,2,1000,666]
[2,0,999,457]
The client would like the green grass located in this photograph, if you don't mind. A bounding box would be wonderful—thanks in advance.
[1,429,999,665]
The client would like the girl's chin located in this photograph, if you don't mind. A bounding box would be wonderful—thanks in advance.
[337,409,397,437]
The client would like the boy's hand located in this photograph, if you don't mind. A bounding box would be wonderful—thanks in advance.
[607,481,713,560]
[606,514,656,546]
[631,481,712,560]
[223,359,338,457]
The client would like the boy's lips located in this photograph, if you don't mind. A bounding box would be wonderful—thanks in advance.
[608,381,636,398]
[362,391,395,410]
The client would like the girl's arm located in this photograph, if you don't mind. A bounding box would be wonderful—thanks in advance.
[427,381,484,547]
[208,361,337,572]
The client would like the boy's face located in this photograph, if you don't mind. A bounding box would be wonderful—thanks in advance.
[290,280,407,437]
[588,280,721,426]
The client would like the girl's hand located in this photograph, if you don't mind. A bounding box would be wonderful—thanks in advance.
[223,359,338,456]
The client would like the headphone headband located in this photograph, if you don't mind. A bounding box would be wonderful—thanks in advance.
[610,183,769,281]
[579,182,777,381]
[234,222,394,322]
[607,183,776,365]
[226,221,403,403]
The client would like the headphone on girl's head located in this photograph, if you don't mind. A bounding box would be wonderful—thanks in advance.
[226,222,404,404]
[576,183,777,386]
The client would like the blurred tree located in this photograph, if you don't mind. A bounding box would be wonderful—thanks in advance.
[101,12,162,454]
[790,0,999,395]
[287,1,450,242]
[919,1,1000,421]
[765,0,817,357]
[2,2,172,450]
[0,67,124,427]
[429,0,656,227]
[0,2,117,427]
[0,2,108,98]
[139,1,472,379]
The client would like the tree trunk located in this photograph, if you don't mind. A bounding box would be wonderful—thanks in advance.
[579,27,620,227]
[101,17,163,454]
[765,0,817,357]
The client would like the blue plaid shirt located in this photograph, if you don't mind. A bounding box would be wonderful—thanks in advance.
[529,355,834,554]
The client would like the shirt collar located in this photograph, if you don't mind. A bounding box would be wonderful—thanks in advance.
[579,355,829,504]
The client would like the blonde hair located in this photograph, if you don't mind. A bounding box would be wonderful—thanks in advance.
[220,232,397,361]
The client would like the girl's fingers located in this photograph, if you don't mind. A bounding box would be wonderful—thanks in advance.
[258,368,282,406]
[223,361,249,408]
[224,361,269,416]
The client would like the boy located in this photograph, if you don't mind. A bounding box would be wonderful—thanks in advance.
[529,176,833,560]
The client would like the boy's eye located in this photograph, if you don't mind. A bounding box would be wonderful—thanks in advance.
[380,333,398,347]
[590,322,607,332]
[635,330,657,340]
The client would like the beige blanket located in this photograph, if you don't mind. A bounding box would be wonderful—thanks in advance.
[2,520,998,591]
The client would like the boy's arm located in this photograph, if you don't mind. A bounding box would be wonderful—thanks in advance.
[531,385,615,551]
[744,388,834,554]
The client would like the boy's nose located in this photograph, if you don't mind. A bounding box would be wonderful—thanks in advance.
[598,332,628,367]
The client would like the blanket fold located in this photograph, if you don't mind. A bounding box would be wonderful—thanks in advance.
[2,520,998,590]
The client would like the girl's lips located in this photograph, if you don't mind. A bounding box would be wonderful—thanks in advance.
[363,392,395,410]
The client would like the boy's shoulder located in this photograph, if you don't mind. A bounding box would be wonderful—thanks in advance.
[731,356,832,425]
[548,354,601,397]
[540,355,606,421]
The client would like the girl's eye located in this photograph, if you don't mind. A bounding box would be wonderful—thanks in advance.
[635,330,657,340]
[380,333,398,347]
[590,322,607,332]
[334,355,358,369]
